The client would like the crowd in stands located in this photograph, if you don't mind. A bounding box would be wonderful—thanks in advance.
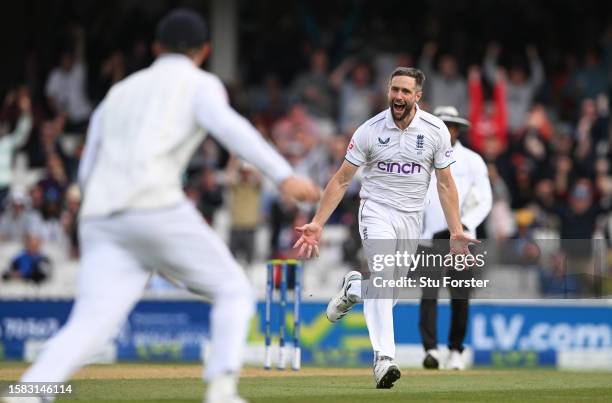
[0,15,610,295]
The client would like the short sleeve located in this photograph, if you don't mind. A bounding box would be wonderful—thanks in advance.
[434,126,455,169]
[345,125,369,166]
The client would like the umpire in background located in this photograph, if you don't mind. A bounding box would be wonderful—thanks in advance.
[419,106,492,370]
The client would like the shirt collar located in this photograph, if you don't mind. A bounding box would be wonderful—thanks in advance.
[453,140,463,150]
[385,103,422,131]
[153,53,195,67]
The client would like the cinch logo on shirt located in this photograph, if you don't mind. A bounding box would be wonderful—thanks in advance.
[377,161,423,174]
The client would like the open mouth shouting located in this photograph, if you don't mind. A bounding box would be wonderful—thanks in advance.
[391,100,409,120]
[393,101,405,113]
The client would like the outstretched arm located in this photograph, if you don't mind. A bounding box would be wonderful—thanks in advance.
[294,160,359,258]
[526,45,544,90]
[313,160,358,227]
[194,78,320,203]
[436,166,479,253]
[418,41,438,78]
[493,70,508,148]
[468,66,484,151]
[78,102,105,189]
[482,42,501,84]
[8,92,33,149]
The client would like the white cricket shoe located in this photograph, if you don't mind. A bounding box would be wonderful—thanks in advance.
[206,373,247,403]
[446,350,465,370]
[1,397,45,403]
[326,271,362,322]
[423,349,440,369]
[373,354,401,389]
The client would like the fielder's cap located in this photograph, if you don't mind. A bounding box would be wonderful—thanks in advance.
[433,106,470,127]
[156,8,208,51]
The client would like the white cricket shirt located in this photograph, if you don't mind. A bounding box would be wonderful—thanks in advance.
[79,54,293,218]
[345,105,454,213]
[422,140,492,239]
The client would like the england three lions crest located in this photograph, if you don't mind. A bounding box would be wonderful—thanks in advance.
[415,134,424,155]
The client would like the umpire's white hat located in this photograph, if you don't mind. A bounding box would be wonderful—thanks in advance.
[433,106,470,127]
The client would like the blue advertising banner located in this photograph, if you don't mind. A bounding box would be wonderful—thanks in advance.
[0,301,71,360]
[1,299,610,367]
[255,301,612,366]
[0,300,210,361]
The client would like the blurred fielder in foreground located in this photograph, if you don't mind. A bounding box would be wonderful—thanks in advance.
[419,106,492,370]
[294,67,477,389]
[11,9,319,403]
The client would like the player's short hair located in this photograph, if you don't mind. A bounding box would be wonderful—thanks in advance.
[389,67,426,90]
[156,8,209,55]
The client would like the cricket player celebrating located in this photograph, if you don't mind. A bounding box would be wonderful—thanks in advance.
[10,9,319,403]
[419,106,492,370]
[294,67,477,389]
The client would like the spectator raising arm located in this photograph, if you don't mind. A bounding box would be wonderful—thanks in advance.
[468,66,508,153]
[5,91,33,150]
[493,69,508,147]
[526,45,545,90]
[483,42,502,84]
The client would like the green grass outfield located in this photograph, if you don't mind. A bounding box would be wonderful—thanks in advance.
[1,363,611,402]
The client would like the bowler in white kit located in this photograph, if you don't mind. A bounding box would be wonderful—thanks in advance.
[11,9,319,403]
[294,67,477,388]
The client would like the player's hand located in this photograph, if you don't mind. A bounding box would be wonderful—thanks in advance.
[279,176,321,203]
[293,222,322,259]
[449,232,480,255]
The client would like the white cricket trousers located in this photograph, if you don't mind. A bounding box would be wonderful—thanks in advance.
[21,202,254,384]
[358,199,421,359]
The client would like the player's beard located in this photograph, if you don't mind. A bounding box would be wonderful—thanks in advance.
[389,99,414,123]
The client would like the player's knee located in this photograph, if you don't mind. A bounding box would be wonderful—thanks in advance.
[233,280,255,306]
[215,270,254,302]
[213,275,255,319]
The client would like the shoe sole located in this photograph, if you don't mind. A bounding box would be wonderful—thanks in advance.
[376,366,401,389]
[423,354,439,369]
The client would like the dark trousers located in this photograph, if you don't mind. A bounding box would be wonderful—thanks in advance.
[418,231,471,353]
[419,298,469,352]
[229,228,256,264]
